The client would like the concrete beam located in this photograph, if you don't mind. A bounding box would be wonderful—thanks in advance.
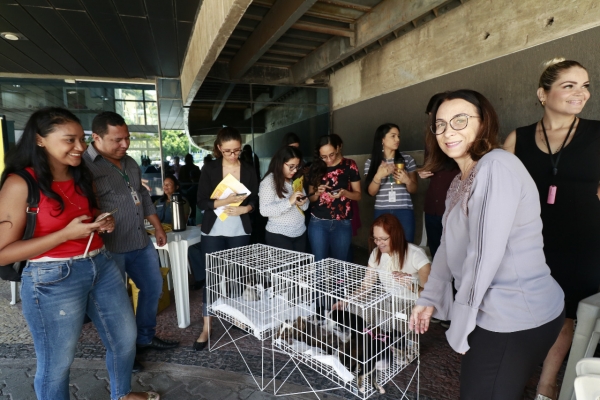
[208,61,292,85]
[291,0,446,84]
[243,86,295,119]
[211,83,236,120]
[180,0,253,106]
[229,0,317,79]
[329,0,600,110]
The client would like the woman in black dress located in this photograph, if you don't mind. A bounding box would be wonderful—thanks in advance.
[504,59,600,400]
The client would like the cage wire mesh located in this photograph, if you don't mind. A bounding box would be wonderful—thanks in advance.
[272,258,420,399]
[205,244,315,391]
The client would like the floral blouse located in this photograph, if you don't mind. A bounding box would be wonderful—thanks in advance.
[310,157,361,220]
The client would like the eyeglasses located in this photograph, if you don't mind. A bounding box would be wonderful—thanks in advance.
[284,163,300,172]
[221,148,242,156]
[431,114,480,135]
[320,152,338,161]
[371,236,390,243]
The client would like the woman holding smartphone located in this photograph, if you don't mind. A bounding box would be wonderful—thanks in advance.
[364,123,418,242]
[307,134,361,262]
[191,127,259,351]
[259,146,309,252]
[0,108,157,400]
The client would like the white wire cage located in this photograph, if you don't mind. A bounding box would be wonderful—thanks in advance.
[206,244,315,341]
[272,258,420,399]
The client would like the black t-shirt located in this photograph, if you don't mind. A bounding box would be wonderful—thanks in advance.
[310,157,361,220]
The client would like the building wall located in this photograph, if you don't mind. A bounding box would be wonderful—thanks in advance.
[331,25,600,155]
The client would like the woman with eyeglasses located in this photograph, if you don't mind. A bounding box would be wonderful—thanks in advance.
[332,213,431,311]
[190,127,259,351]
[364,123,418,242]
[307,134,361,262]
[410,90,564,399]
[259,146,309,252]
[504,59,600,400]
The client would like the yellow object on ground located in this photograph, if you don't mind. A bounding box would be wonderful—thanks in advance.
[130,267,171,314]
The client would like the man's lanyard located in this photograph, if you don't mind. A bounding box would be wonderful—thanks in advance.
[109,162,131,189]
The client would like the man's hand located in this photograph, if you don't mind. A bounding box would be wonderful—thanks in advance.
[154,226,167,247]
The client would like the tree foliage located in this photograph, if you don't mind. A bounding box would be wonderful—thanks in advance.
[161,130,188,158]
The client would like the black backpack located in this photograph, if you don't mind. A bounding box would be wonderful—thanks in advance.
[0,170,40,282]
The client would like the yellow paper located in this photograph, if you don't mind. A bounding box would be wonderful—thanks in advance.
[210,173,251,221]
[292,176,304,216]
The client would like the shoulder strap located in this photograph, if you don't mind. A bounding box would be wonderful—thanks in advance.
[12,170,40,240]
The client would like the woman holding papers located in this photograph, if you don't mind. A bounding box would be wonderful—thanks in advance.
[191,127,259,351]
[259,146,309,252]
[0,108,154,400]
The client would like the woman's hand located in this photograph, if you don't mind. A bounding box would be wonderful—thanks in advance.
[226,193,248,205]
[393,168,410,185]
[409,305,435,334]
[224,205,250,216]
[375,162,394,180]
[418,170,434,179]
[331,301,347,311]
[289,191,305,205]
[62,215,101,241]
[392,271,413,286]
[316,184,331,195]
[95,213,115,234]
[295,194,308,207]
[331,189,345,199]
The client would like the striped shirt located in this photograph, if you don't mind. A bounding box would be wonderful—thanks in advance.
[84,143,156,253]
[364,153,416,210]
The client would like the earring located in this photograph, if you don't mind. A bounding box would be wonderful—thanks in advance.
[37,144,43,147]
[541,100,546,106]
[381,142,384,154]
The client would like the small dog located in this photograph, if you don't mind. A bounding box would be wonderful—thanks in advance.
[276,316,339,355]
[326,310,366,343]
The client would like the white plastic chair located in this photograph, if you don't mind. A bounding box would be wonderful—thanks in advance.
[577,358,600,376]
[10,281,20,305]
[573,375,600,400]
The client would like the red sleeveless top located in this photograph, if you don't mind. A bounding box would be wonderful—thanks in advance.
[25,168,104,259]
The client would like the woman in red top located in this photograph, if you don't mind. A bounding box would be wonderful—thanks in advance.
[0,108,158,400]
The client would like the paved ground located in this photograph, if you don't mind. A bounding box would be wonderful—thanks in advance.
[0,246,568,399]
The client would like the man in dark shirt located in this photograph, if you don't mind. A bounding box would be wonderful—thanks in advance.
[84,112,179,371]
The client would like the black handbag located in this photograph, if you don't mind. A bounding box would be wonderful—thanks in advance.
[0,170,40,282]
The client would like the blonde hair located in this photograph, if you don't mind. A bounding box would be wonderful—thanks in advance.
[539,58,587,91]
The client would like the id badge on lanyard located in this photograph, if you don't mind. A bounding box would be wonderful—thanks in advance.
[388,184,396,202]
[131,189,141,206]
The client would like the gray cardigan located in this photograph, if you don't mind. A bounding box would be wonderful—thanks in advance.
[416,149,564,353]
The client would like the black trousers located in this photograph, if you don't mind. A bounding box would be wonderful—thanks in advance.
[265,231,307,253]
[460,308,565,400]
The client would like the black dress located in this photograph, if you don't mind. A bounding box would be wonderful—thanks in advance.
[515,118,600,319]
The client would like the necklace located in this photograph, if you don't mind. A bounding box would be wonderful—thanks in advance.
[539,116,577,205]
[54,181,82,210]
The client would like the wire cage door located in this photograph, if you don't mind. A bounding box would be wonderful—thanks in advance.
[205,244,314,391]
[272,258,420,399]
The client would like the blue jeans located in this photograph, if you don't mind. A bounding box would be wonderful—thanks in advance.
[425,213,443,257]
[193,235,251,316]
[308,216,352,262]
[21,251,137,400]
[373,209,416,243]
[111,240,163,345]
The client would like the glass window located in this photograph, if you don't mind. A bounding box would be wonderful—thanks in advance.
[144,90,157,101]
[115,88,143,100]
[145,102,158,125]
[116,100,145,125]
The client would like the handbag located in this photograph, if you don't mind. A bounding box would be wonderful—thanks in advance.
[0,170,40,282]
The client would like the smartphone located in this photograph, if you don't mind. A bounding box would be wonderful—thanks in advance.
[297,195,307,201]
[96,208,118,221]
[330,189,341,196]
[235,192,248,197]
